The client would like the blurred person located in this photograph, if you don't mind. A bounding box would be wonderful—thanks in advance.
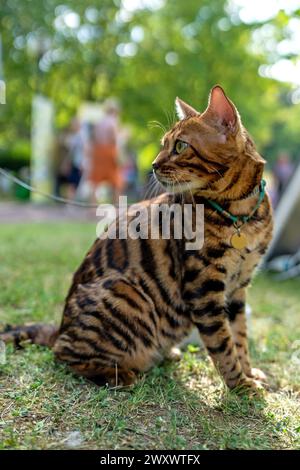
[55,118,84,199]
[118,125,138,201]
[273,151,295,202]
[54,127,70,197]
[65,117,85,198]
[122,150,138,202]
[87,99,123,203]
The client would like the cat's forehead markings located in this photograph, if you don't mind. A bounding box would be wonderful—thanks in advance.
[170,127,187,143]
[161,130,174,146]
[161,134,170,147]
[168,125,181,140]
[161,121,186,148]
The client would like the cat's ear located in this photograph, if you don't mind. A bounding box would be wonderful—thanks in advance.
[202,85,240,134]
[175,97,199,120]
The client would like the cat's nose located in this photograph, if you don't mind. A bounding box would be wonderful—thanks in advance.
[152,162,159,171]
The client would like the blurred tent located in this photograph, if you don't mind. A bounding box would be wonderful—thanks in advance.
[267,161,300,259]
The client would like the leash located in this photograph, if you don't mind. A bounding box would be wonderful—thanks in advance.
[0,167,99,208]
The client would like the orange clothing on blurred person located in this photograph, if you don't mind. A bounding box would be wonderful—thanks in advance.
[89,143,122,190]
[88,102,123,200]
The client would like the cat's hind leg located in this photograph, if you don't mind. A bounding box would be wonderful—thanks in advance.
[78,365,137,387]
[53,335,138,387]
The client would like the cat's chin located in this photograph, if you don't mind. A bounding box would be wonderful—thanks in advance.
[157,178,202,194]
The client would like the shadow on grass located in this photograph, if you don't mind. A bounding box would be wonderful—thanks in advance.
[1,343,294,450]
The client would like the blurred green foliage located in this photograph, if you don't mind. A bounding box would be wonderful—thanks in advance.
[0,0,299,169]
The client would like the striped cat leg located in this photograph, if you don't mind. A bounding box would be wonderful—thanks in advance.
[191,293,263,392]
[227,288,252,376]
[227,288,267,383]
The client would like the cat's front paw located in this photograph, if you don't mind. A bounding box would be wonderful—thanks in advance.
[165,346,182,362]
[248,367,267,383]
[233,376,266,396]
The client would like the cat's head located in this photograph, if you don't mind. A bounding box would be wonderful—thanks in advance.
[152,85,265,200]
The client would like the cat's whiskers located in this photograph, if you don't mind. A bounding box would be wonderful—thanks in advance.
[164,109,176,130]
[176,174,196,206]
[173,175,181,203]
[150,181,161,200]
[144,173,160,200]
[174,175,185,206]
[143,175,155,200]
[152,174,165,200]
[148,120,167,134]
[186,181,196,207]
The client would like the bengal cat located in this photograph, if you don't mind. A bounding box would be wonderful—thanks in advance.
[1,86,273,393]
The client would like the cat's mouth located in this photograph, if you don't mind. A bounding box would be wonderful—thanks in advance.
[154,172,200,193]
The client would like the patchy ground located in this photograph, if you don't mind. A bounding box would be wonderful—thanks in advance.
[0,223,299,450]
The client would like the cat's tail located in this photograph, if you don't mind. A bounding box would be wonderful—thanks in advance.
[0,323,59,348]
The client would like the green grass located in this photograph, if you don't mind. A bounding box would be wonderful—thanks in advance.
[0,223,300,450]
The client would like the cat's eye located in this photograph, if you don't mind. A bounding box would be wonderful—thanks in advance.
[174,140,189,154]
